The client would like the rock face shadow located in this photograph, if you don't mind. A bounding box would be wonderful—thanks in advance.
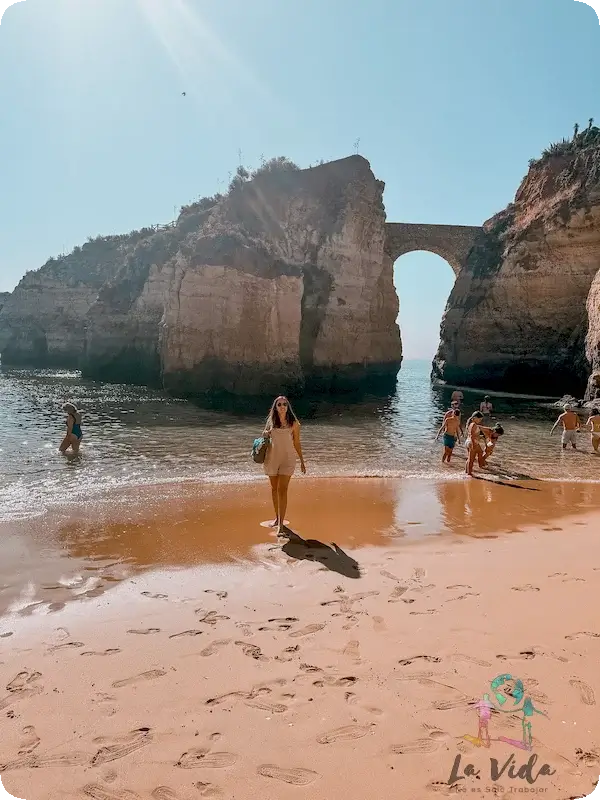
[281,531,361,579]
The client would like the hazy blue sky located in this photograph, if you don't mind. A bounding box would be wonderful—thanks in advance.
[1,0,599,358]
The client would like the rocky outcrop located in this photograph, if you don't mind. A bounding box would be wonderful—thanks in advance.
[83,156,402,396]
[434,128,600,396]
[0,233,151,367]
[585,268,600,400]
[0,293,9,313]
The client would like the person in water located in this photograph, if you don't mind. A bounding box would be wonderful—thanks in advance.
[586,407,600,454]
[480,423,504,465]
[444,401,465,437]
[437,409,462,463]
[59,402,83,454]
[451,389,464,406]
[479,395,493,416]
[550,404,581,450]
[465,411,486,476]
[262,396,306,535]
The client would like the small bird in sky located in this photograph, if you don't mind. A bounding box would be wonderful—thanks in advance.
[182,92,186,96]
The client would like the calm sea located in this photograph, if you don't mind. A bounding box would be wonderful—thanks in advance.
[1,359,598,524]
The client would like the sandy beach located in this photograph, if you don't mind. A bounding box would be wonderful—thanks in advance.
[1,479,599,800]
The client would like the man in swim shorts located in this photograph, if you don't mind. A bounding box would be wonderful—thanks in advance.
[437,409,462,463]
[550,404,581,450]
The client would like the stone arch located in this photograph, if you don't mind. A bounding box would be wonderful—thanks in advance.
[384,223,483,275]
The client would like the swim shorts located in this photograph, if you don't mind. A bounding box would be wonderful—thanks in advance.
[562,429,577,446]
[443,434,457,449]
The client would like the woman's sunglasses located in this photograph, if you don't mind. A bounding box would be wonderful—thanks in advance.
[276,402,288,408]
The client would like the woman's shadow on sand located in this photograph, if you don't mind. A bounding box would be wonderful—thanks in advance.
[280,530,361,579]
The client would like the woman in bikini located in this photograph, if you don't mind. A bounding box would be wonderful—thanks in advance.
[586,408,600,454]
[262,396,306,535]
[465,411,485,476]
[59,402,83,454]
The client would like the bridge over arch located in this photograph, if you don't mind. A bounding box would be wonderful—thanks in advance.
[384,222,483,275]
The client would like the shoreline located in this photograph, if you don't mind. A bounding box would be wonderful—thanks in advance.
[1,496,599,799]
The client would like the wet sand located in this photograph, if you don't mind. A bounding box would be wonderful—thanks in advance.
[1,479,600,799]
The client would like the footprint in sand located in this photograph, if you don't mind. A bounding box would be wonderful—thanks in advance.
[410,610,437,616]
[412,567,426,581]
[388,586,409,602]
[152,789,181,800]
[450,654,492,668]
[194,783,223,798]
[92,728,152,766]
[49,641,84,652]
[83,784,141,800]
[342,640,361,661]
[446,593,480,602]
[141,592,168,600]
[565,631,600,640]
[432,696,472,711]
[575,748,600,767]
[169,630,204,639]
[81,649,121,657]
[127,628,161,636]
[1,751,90,771]
[313,675,357,689]
[6,671,42,693]
[569,679,596,706]
[200,640,231,657]
[390,738,440,755]
[289,624,325,639]
[299,663,323,673]
[511,585,540,592]
[112,670,166,689]
[372,616,386,632]
[257,764,319,785]
[380,570,401,582]
[197,611,230,626]
[18,725,40,755]
[244,699,288,713]
[398,656,441,667]
[0,632,13,638]
[496,651,535,661]
[317,723,374,744]
[235,641,267,661]
[176,749,238,769]
[446,584,472,590]
[204,590,228,600]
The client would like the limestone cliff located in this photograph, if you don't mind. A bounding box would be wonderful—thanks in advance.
[586,268,600,400]
[434,127,600,396]
[83,156,402,396]
[0,293,9,314]
[0,233,152,367]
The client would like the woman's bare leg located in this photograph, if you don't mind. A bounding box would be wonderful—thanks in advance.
[268,476,280,526]
[59,435,71,453]
[72,437,81,455]
[276,475,292,535]
[466,447,477,476]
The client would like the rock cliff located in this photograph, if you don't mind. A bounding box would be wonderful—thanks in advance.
[0,232,152,367]
[434,127,600,396]
[81,156,401,396]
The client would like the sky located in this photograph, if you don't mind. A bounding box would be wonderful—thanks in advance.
[1,0,599,359]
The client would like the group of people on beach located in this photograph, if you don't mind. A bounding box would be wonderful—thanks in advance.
[435,392,504,476]
[58,389,600,536]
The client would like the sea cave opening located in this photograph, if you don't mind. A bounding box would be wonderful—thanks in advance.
[392,249,456,397]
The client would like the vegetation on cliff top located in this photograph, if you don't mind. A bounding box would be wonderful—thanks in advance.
[529,118,600,175]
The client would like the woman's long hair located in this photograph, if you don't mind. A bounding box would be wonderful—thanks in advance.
[63,402,82,425]
[265,395,299,430]
[466,410,484,428]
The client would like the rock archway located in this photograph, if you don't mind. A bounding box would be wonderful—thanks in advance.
[384,222,483,276]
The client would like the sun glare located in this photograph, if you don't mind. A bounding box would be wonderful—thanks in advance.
[135,0,270,102]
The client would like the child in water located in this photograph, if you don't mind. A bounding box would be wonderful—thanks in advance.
[437,409,462,463]
[59,402,83,454]
[586,408,600,454]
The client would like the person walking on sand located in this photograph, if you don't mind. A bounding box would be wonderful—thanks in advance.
[59,402,83,454]
[262,396,306,536]
[436,409,462,463]
[465,411,486,476]
[586,407,600,454]
[550,404,581,450]
[480,395,493,416]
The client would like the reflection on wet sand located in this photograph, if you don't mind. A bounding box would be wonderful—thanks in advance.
[1,477,600,617]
